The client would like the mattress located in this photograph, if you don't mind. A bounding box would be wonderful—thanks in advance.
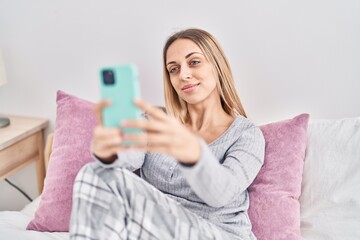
[0,196,68,240]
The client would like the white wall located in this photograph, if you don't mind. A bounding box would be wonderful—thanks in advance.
[0,0,359,210]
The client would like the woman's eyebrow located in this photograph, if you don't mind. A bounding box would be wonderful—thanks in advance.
[185,52,203,59]
[167,52,204,66]
[166,61,176,66]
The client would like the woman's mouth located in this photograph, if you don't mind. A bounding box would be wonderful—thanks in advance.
[182,83,200,93]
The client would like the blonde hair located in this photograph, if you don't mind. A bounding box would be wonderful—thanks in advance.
[163,28,247,123]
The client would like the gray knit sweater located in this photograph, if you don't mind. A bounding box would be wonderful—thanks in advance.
[96,116,265,239]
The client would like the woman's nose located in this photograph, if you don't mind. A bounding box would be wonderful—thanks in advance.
[179,66,192,80]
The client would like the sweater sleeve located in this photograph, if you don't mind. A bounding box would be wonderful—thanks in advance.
[179,125,265,208]
[94,150,146,171]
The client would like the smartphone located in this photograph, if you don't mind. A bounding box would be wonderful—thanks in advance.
[99,64,141,133]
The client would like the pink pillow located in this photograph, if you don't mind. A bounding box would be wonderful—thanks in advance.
[248,114,309,240]
[27,90,97,232]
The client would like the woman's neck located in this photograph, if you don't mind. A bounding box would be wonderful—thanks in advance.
[186,100,233,133]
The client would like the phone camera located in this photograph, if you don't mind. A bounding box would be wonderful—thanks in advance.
[102,70,115,85]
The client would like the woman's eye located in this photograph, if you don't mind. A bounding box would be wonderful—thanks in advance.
[169,66,179,73]
[190,60,200,65]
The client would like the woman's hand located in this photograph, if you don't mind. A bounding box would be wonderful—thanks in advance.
[90,100,127,163]
[121,99,201,165]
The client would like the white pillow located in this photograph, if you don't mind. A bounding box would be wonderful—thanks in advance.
[300,117,360,240]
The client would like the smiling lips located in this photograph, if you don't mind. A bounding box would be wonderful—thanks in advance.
[182,83,200,93]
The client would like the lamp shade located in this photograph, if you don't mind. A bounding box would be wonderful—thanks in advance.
[0,49,7,87]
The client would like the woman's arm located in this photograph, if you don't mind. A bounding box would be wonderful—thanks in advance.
[180,125,265,208]
[121,99,265,207]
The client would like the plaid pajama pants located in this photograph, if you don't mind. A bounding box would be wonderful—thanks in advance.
[69,163,237,240]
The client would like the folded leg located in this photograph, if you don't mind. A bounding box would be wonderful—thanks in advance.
[69,163,235,240]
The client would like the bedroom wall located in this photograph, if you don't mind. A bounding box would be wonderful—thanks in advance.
[0,0,359,210]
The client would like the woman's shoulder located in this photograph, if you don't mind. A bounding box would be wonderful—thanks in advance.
[231,116,264,141]
[232,115,259,131]
[210,115,262,146]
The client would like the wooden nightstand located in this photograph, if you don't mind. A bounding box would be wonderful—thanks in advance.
[0,116,49,194]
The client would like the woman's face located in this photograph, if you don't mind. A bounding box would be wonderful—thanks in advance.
[166,39,218,105]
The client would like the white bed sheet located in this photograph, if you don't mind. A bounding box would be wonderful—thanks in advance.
[0,196,68,240]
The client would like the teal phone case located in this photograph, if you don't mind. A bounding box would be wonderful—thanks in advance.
[99,64,141,133]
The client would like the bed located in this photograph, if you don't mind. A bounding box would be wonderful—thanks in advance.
[0,196,68,239]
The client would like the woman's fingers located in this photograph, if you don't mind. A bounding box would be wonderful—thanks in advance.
[91,125,124,158]
[134,99,168,122]
[121,118,167,133]
[93,126,122,142]
[123,132,171,146]
[93,100,111,125]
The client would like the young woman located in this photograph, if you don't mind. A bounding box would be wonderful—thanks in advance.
[69,28,265,240]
